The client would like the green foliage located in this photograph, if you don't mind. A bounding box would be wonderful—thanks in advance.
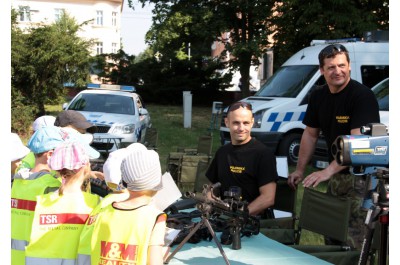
[11,86,37,137]
[11,9,93,126]
[271,0,389,68]
[129,0,388,99]
[135,0,276,98]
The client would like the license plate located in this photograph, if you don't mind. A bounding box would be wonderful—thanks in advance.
[315,160,329,169]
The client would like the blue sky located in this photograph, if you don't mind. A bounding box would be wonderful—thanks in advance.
[121,2,154,56]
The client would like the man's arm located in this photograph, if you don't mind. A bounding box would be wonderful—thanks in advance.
[247,182,276,216]
[302,127,361,188]
[288,126,319,189]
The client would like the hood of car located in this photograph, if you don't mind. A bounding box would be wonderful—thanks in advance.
[79,111,136,127]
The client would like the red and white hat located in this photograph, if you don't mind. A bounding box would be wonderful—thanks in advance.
[48,141,89,171]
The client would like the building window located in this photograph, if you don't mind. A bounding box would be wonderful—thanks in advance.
[96,10,103,25]
[112,12,117,26]
[112,43,117,53]
[96,42,103,55]
[19,6,31,22]
[55,8,64,21]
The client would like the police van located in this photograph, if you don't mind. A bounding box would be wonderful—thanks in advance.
[63,84,151,154]
[219,36,389,166]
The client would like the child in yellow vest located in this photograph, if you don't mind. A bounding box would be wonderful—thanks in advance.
[25,141,100,265]
[91,144,167,265]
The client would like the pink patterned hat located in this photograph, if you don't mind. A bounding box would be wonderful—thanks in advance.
[48,141,89,171]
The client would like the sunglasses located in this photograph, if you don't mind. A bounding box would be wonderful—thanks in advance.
[227,101,252,113]
[319,44,348,58]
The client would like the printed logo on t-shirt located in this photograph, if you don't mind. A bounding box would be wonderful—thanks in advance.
[230,166,245,174]
[100,241,138,265]
[336,115,349,124]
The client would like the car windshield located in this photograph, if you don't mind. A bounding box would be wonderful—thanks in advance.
[373,79,389,111]
[68,93,135,115]
[255,65,319,98]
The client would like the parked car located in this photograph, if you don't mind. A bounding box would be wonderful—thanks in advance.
[63,84,151,155]
[312,78,389,168]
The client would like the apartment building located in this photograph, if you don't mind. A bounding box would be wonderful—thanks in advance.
[11,0,123,56]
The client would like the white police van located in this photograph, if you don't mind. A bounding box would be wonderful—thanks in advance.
[63,84,151,154]
[220,36,389,165]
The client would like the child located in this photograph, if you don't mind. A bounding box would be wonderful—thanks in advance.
[91,144,167,264]
[25,141,100,264]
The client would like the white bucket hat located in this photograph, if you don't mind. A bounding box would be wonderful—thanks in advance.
[103,143,148,191]
[121,144,162,191]
[32,115,56,132]
[11,133,30,162]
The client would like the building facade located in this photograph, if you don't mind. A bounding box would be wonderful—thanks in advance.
[12,0,123,56]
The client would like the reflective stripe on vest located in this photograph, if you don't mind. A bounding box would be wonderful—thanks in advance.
[11,198,36,211]
[11,238,28,251]
[25,257,76,265]
[77,254,91,265]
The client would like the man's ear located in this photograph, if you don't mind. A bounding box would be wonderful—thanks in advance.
[224,117,229,128]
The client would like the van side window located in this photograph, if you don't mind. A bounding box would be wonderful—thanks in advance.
[361,65,389,89]
[299,75,326,105]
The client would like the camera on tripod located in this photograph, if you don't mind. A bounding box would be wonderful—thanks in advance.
[331,123,389,209]
[331,123,388,169]
[331,123,390,265]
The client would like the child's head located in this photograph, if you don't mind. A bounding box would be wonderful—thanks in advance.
[28,126,64,155]
[11,133,30,174]
[120,143,162,193]
[48,141,90,194]
[32,115,56,132]
[103,143,147,191]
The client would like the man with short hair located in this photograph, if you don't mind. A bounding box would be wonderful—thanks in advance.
[288,44,380,250]
[206,101,278,217]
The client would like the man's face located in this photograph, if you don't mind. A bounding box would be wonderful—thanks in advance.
[320,53,351,91]
[224,107,254,145]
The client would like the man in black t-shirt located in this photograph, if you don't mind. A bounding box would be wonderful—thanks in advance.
[288,44,380,250]
[206,102,278,217]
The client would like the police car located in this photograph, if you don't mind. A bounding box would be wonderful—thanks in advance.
[63,84,151,154]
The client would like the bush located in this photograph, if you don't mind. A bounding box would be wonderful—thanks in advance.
[11,88,37,137]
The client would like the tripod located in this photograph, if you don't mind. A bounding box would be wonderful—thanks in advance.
[164,214,231,265]
[358,170,389,265]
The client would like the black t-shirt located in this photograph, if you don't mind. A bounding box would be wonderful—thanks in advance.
[206,138,278,203]
[303,79,380,161]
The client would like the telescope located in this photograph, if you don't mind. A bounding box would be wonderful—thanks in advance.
[331,123,388,168]
[331,123,388,210]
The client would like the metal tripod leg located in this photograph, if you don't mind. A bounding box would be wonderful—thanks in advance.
[358,205,388,265]
[164,216,231,265]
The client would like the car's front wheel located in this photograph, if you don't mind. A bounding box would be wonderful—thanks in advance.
[277,133,302,166]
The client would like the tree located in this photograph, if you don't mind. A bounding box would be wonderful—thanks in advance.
[271,0,389,68]
[12,10,93,120]
[132,0,275,98]
[128,0,388,98]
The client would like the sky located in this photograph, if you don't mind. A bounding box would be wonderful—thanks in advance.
[121,1,154,56]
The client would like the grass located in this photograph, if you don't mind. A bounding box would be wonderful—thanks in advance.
[46,102,327,245]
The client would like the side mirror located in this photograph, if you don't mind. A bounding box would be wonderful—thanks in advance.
[62,103,68,110]
[139,108,148,116]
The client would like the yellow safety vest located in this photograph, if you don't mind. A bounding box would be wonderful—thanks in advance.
[76,192,129,265]
[25,191,100,265]
[11,170,61,265]
[91,203,165,265]
[19,151,35,171]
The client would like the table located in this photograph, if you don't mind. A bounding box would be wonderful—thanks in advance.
[165,231,333,265]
